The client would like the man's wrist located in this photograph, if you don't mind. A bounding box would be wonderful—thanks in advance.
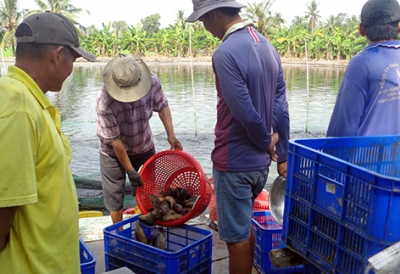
[127,169,136,174]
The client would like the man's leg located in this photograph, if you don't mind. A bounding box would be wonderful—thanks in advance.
[110,209,123,224]
[213,169,253,274]
[249,226,255,263]
[100,153,126,224]
[213,168,268,274]
[227,240,252,274]
[105,148,155,224]
[226,225,255,274]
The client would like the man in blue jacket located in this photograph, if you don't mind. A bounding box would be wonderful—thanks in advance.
[186,1,290,273]
[327,0,400,136]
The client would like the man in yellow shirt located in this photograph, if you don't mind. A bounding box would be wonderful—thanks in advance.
[0,12,96,273]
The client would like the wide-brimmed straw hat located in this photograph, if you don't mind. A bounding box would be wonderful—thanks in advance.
[103,54,152,102]
[185,0,246,22]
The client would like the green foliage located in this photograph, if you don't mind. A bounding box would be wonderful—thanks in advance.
[244,0,279,40]
[29,0,87,31]
[0,0,371,60]
[0,46,13,57]
[112,21,128,37]
[141,14,161,36]
[304,0,321,33]
[79,18,369,60]
[0,0,27,55]
[271,21,367,60]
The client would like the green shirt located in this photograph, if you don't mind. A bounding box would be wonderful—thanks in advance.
[0,66,79,274]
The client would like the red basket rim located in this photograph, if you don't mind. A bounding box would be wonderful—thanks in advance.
[135,150,209,226]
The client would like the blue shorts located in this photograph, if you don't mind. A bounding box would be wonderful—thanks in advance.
[213,168,269,243]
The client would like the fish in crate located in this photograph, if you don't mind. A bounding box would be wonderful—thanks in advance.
[139,187,199,226]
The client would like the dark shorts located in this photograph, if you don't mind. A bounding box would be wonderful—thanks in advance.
[100,147,155,212]
[213,168,269,243]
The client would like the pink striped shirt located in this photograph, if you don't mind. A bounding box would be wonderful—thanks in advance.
[96,73,168,157]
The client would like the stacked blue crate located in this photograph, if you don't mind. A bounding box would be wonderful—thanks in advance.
[282,135,400,274]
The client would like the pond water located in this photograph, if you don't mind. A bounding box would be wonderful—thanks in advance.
[45,62,345,189]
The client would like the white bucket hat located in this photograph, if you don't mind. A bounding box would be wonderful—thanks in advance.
[103,54,152,102]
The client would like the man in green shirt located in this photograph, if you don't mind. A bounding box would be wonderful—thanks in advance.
[0,11,95,273]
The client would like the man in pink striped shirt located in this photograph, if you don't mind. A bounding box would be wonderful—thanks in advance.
[96,54,182,223]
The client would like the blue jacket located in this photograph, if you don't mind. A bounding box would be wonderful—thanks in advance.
[211,25,290,172]
[327,40,400,136]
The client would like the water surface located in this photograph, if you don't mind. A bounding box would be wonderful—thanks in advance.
[45,62,345,189]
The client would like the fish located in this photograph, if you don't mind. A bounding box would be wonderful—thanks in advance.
[155,227,166,250]
[162,210,183,222]
[173,203,183,213]
[170,187,191,204]
[135,221,148,244]
[144,187,199,225]
[164,196,176,209]
[159,188,175,198]
[138,209,157,226]
[159,200,170,217]
[149,194,161,210]
[147,235,157,246]
[182,196,198,209]
[176,187,192,200]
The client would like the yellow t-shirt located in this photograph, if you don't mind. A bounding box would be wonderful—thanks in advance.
[0,66,80,274]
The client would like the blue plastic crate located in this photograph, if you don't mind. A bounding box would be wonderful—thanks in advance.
[103,215,212,274]
[80,238,96,274]
[282,135,400,274]
[303,263,323,274]
[252,211,305,274]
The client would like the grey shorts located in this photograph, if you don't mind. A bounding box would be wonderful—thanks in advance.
[100,147,155,212]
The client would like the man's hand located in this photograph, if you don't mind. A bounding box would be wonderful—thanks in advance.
[277,161,288,178]
[127,170,143,196]
[168,135,183,151]
[268,133,279,162]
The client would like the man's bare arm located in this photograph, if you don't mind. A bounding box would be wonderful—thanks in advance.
[0,206,17,251]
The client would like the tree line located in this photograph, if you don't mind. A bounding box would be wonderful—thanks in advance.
[1,0,369,60]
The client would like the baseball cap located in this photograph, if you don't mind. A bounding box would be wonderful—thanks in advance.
[16,11,96,62]
[185,0,246,23]
[361,0,400,25]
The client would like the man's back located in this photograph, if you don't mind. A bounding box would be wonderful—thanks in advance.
[212,25,289,172]
[327,40,400,136]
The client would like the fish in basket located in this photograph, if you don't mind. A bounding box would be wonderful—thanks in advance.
[135,150,212,227]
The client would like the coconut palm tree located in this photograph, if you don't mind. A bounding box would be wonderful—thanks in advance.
[272,13,285,26]
[243,0,276,40]
[269,12,285,34]
[174,10,187,30]
[343,15,360,33]
[304,0,321,33]
[325,13,346,30]
[291,16,306,27]
[29,0,88,31]
[0,0,27,55]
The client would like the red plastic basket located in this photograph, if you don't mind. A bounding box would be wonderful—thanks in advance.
[136,150,212,227]
[253,190,270,211]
